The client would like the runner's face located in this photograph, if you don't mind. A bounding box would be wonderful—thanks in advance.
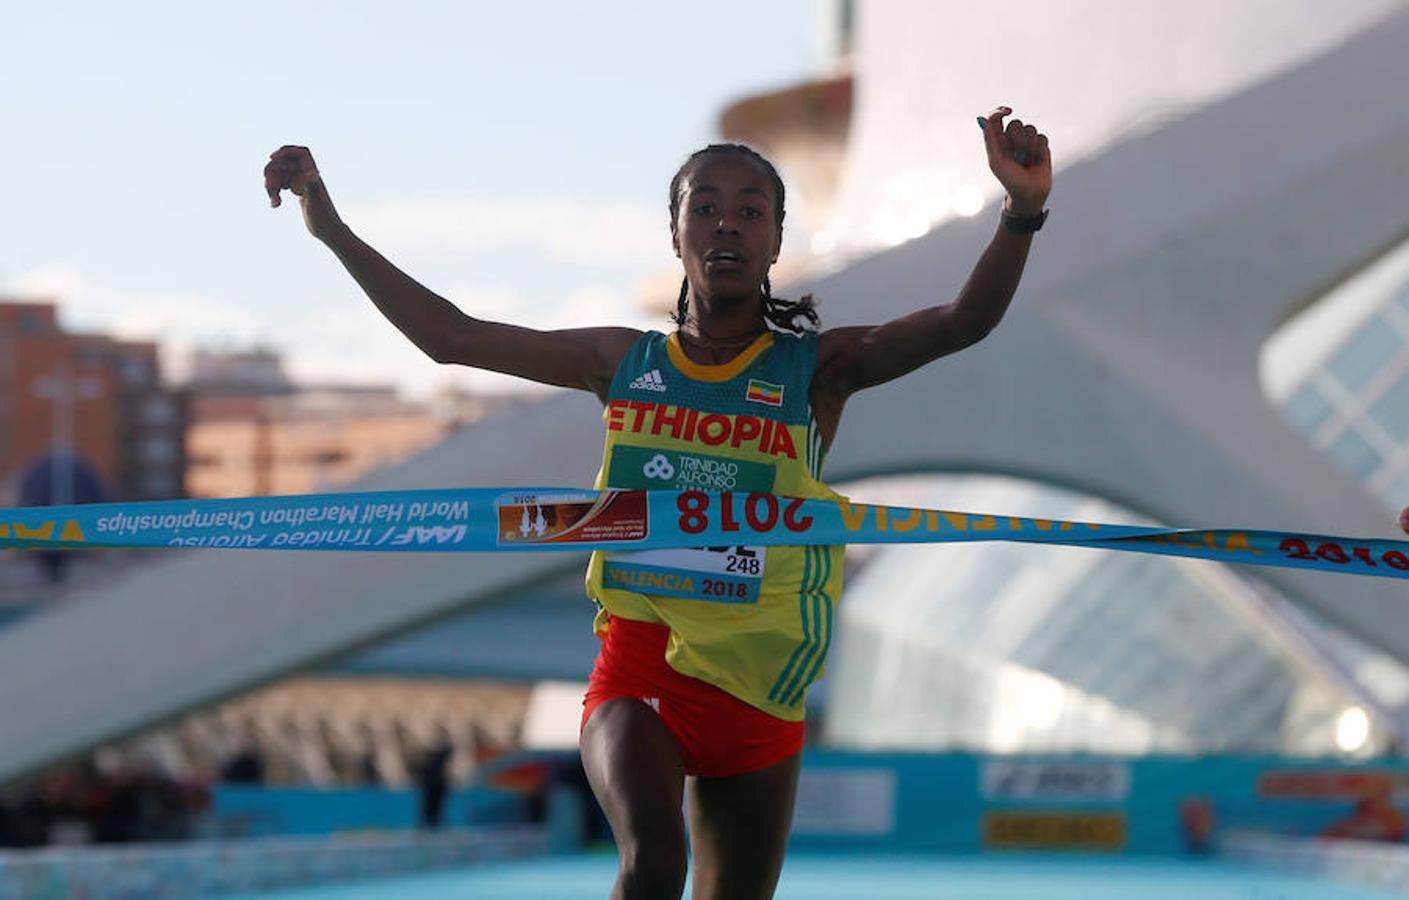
[673,154,781,309]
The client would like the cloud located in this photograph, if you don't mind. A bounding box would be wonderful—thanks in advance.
[12,264,262,347]
[440,280,656,331]
[13,264,86,301]
[108,295,264,347]
[347,195,672,270]
[556,284,650,330]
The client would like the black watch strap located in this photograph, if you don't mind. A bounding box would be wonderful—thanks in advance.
[1001,207,1048,234]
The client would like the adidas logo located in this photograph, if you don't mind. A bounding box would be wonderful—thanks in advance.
[629,369,668,392]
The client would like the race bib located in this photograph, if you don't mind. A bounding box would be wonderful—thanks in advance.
[602,545,764,604]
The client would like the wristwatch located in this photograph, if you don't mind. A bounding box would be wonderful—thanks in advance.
[1001,207,1048,234]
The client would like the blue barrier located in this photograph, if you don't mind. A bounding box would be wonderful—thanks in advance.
[211,751,1409,855]
[214,785,532,837]
[786,752,1409,855]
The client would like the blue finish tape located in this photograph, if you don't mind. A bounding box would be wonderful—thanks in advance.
[1,487,1407,579]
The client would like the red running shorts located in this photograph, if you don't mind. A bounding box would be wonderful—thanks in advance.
[581,615,805,778]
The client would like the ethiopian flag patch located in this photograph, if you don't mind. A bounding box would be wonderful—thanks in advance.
[745,378,784,407]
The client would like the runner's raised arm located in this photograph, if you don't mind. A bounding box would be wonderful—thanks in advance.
[809,107,1052,441]
[264,145,639,400]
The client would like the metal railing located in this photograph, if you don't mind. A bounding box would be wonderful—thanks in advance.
[0,825,552,899]
[1224,829,1409,895]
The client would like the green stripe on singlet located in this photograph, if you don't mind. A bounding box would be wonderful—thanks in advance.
[785,575,834,707]
[776,546,833,707]
[805,419,815,477]
[808,419,824,479]
[768,545,819,704]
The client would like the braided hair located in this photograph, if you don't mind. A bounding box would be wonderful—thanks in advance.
[668,143,819,335]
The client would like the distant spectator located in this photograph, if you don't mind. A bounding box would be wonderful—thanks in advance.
[11,786,51,847]
[18,452,109,583]
[220,745,266,785]
[0,757,209,848]
[92,767,141,843]
[1399,507,1409,535]
[1178,796,1216,854]
[39,770,88,845]
[359,749,382,786]
[414,741,453,829]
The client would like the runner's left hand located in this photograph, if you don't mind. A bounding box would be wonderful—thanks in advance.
[979,107,1052,217]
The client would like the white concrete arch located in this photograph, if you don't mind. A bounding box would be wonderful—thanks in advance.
[0,8,1407,781]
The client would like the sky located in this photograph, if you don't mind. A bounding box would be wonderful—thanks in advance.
[2,1,823,397]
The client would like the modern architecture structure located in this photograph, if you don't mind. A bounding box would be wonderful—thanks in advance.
[2,1,1409,782]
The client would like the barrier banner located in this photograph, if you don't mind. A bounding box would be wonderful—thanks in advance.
[1,487,1407,579]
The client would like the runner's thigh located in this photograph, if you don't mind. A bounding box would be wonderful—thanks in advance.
[580,698,688,859]
[687,752,801,900]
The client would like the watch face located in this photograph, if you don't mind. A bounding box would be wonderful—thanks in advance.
[1002,208,1047,233]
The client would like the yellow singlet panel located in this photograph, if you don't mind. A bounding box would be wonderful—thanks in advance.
[586,330,845,721]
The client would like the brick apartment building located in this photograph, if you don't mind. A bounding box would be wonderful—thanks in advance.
[0,300,187,504]
[183,349,516,498]
[0,304,514,504]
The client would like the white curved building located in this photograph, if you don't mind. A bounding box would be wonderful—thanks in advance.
[2,1,1409,780]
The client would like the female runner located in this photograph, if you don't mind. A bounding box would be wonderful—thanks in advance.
[264,105,1051,900]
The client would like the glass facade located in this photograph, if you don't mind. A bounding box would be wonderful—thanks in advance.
[822,474,1401,757]
[822,242,1409,758]
[1267,239,1409,505]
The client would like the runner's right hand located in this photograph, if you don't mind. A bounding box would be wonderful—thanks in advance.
[264,145,341,240]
